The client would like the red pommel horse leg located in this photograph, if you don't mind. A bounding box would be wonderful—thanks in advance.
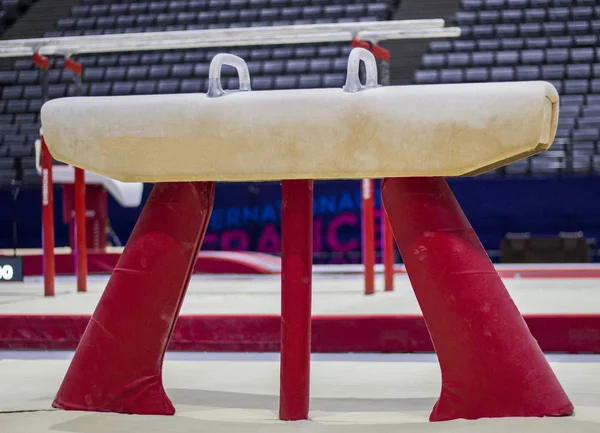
[53,181,214,414]
[381,177,573,421]
[280,179,314,421]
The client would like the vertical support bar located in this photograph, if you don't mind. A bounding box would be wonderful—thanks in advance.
[74,167,87,292]
[382,201,395,292]
[33,52,54,297]
[352,39,394,293]
[65,58,87,292]
[40,134,55,297]
[361,178,375,295]
[377,55,395,292]
[280,179,313,421]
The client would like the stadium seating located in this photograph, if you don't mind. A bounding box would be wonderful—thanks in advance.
[0,0,396,186]
[2,0,599,184]
[0,0,37,35]
[416,0,600,175]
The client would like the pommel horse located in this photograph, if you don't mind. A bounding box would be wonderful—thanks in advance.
[41,48,573,422]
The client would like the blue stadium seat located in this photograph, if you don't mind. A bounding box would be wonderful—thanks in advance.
[465,67,489,82]
[515,66,541,81]
[2,86,23,100]
[309,59,332,73]
[430,41,452,53]
[472,52,494,66]
[127,66,149,81]
[454,40,476,52]
[105,67,127,81]
[134,81,158,95]
[525,8,546,22]
[272,47,294,60]
[322,73,344,87]
[22,86,41,99]
[440,69,464,83]
[171,64,194,78]
[149,65,171,79]
[422,54,446,68]
[568,64,591,79]
[447,53,470,67]
[96,16,117,28]
[496,51,519,65]
[502,38,525,49]
[16,70,39,85]
[263,60,285,75]
[524,37,548,49]
[181,79,205,93]
[286,59,309,74]
[274,75,298,89]
[251,76,274,90]
[111,82,134,96]
[564,80,589,95]
[157,79,180,94]
[71,5,90,18]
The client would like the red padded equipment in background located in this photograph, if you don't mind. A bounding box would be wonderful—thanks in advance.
[381,177,574,421]
[62,184,108,251]
[53,181,215,415]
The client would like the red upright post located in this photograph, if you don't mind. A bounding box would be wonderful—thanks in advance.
[40,135,55,297]
[33,53,54,297]
[280,179,313,421]
[361,178,375,295]
[382,209,395,291]
[74,167,87,292]
[65,58,87,292]
[352,39,394,294]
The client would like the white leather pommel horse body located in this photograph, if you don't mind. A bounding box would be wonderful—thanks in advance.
[42,49,573,423]
[41,54,558,182]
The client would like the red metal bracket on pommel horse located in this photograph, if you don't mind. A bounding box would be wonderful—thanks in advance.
[40,49,573,422]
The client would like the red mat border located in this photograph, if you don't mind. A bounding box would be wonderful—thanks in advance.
[1,314,599,353]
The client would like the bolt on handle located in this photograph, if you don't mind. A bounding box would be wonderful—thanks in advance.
[207,53,252,98]
[343,47,380,93]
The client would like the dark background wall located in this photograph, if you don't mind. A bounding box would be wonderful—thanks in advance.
[2,176,599,262]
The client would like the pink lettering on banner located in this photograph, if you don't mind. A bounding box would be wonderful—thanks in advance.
[327,213,359,252]
[313,218,323,253]
[221,229,250,251]
[203,233,219,250]
[374,208,383,246]
[257,224,281,253]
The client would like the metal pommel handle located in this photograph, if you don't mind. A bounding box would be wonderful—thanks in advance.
[207,53,251,98]
[343,47,380,93]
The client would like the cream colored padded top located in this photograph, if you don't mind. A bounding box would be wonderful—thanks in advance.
[41,81,558,182]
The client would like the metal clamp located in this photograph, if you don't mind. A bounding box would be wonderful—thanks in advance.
[343,47,380,93]
[207,53,251,98]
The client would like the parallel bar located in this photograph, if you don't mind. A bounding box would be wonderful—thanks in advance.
[0,20,446,48]
[361,179,375,295]
[0,22,460,57]
[280,179,313,421]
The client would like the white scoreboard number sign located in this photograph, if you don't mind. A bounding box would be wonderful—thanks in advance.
[0,257,24,282]
[0,265,14,280]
